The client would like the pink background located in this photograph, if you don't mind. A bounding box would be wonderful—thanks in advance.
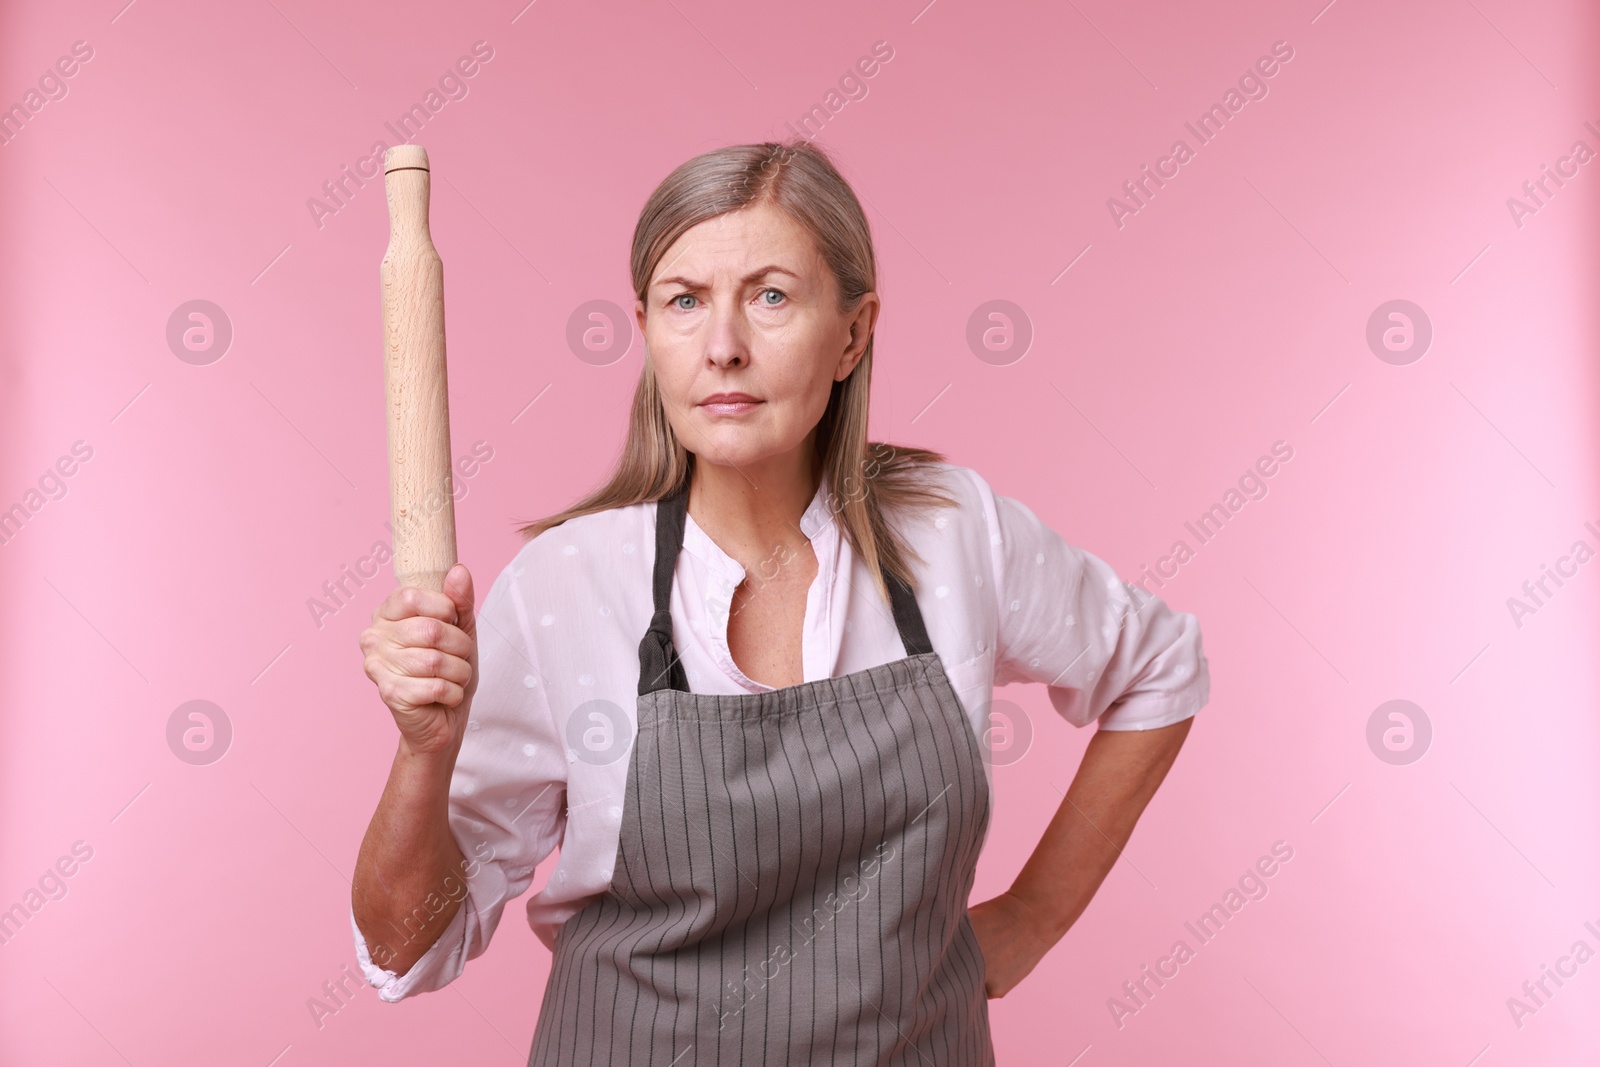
[3,0,1597,1062]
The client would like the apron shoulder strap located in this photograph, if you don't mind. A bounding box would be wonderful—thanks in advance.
[638,477,935,695]
[638,481,691,695]
[885,565,934,657]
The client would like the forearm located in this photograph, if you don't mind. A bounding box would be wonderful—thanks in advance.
[352,739,469,977]
[1007,716,1194,943]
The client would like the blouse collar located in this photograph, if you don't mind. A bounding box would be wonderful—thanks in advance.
[681,469,834,577]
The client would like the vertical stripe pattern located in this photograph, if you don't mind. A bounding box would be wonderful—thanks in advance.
[529,482,995,1066]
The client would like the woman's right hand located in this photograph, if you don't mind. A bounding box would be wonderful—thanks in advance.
[360,563,479,757]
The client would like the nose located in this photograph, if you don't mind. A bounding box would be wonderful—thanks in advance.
[702,294,748,369]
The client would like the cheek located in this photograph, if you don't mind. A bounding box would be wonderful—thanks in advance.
[798,362,840,415]
[797,379,834,426]
[649,342,694,396]
[775,358,837,410]
[763,340,833,397]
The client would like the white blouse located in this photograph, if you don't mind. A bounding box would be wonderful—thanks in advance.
[352,461,1209,1001]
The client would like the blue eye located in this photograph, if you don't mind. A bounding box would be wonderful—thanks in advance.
[759,288,786,306]
[672,294,696,310]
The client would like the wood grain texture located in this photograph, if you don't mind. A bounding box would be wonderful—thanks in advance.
[380,144,458,593]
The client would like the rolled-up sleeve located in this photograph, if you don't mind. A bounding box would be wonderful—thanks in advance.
[971,471,1210,732]
[351,555,569,1001]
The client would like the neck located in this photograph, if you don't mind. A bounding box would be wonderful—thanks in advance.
[687,449,821,558]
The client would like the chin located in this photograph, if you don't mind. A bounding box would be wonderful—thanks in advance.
[696,437,767,466]
[692,425,786,463]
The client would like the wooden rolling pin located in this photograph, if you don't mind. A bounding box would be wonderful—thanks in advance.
[380,144,458,593]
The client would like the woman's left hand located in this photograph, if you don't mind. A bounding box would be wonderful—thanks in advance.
[967,890,1060,998]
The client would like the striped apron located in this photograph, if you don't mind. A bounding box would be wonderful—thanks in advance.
[529,481,994,1066]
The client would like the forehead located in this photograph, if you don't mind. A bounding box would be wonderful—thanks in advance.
[650,203,820,284]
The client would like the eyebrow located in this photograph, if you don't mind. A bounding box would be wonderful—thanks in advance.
[650,265,801,291]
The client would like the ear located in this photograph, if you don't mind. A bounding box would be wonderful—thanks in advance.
[635,300,654,363]
[836,292,880,381]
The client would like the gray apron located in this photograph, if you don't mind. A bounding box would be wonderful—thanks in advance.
[528,480,995,1065]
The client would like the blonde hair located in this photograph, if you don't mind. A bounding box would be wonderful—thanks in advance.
[516,140,958,602]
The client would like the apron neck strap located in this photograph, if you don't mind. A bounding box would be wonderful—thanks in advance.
[637,477,934,696]
[638,480,692,695]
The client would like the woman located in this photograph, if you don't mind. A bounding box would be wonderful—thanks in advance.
[350,141,1208,1064]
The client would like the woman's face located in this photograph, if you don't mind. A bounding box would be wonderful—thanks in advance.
[637,201,877,473]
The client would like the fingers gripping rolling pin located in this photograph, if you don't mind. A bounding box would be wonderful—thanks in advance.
[380,144,459,597]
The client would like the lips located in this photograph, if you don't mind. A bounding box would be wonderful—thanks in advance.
[698,392,763,417]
